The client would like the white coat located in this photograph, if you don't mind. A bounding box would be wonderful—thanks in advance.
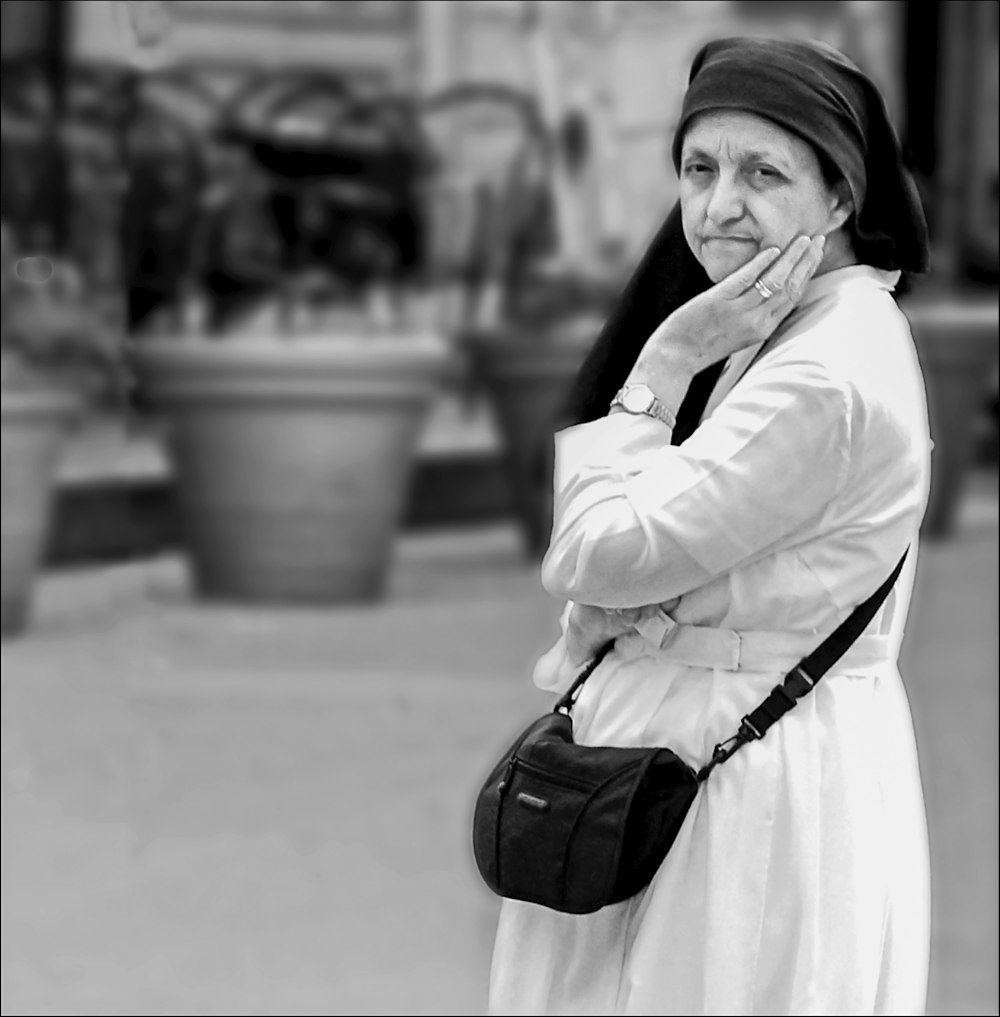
[488,266,933,1016]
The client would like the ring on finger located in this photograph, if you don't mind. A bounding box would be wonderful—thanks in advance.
[754,278,777,301]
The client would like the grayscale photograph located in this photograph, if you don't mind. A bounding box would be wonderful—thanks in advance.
[1,1,997,1014]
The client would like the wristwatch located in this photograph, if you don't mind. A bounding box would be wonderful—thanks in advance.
[610,383,677,429]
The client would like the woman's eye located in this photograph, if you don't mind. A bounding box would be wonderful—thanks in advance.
[752,166,783,181]
[683,163,712,177]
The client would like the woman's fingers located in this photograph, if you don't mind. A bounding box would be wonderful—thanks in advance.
[566,606,604,664]
[782,235,826,301]
[650,232,826,370]
[567,603,633,664]
[720,234,824,305]
[717,246,782,297]
[760,235,812,292]
[614,606,646,622]
[759,235,826,322]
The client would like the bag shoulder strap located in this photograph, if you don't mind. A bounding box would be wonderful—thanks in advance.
[553,641,614,715]
[553,551,910,780]
[697,550,909,780]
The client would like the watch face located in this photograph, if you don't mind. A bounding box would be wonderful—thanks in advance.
[623,386,653,412]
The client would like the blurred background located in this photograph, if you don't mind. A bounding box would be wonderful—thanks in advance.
[1,2,997,1015]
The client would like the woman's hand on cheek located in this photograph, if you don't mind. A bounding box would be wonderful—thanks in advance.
[631,234,826,387]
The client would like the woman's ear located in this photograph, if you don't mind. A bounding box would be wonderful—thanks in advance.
[826,179,855,232]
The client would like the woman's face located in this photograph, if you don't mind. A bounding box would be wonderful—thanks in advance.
[678,110,852,283]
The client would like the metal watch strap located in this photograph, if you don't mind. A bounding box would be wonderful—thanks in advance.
[611,385,677,429]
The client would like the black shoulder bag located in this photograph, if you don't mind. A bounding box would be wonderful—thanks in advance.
[472,553,907,915]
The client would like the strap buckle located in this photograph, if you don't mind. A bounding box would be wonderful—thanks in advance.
[698,714,761,782]
[697,731,743,782]
[784,665,816,699]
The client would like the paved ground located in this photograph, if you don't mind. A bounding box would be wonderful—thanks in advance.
[2,475,997,1016]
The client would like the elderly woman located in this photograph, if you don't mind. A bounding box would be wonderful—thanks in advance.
[488,37,932,1017]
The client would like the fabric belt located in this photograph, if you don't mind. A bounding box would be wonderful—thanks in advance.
[616,610,893,673]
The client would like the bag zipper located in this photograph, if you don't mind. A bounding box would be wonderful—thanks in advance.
[497,757,517,796]
[497,753,648,801]
[500,755,614,794]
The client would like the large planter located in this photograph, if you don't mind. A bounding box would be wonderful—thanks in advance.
[131,332,451,603]
[904,298,999,537]
[470,322,596,556]
[1,387,80,636]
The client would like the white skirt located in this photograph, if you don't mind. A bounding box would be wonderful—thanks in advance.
[487,637,931,1016]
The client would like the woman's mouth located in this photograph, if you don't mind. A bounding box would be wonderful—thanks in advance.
[702,237,758,246]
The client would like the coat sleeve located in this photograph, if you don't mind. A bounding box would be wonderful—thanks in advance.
[540,358,854,608]
[531,601,579,694]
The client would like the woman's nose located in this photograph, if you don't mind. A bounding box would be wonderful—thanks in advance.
[705,175,745,225]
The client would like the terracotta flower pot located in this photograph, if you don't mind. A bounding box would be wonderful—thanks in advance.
[131,332,451,603]
[469,321,597,556]
[904,298,999,537]
[1,387,80,636]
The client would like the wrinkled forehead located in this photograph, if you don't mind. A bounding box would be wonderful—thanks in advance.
[679,109,817,168]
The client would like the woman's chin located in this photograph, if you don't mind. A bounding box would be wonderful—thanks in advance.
[699,241,760,282]
[700,248,759,283]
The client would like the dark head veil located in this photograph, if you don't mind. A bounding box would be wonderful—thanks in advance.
[558,36,929,437]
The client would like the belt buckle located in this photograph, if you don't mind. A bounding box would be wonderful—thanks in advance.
[634,608,678,650]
